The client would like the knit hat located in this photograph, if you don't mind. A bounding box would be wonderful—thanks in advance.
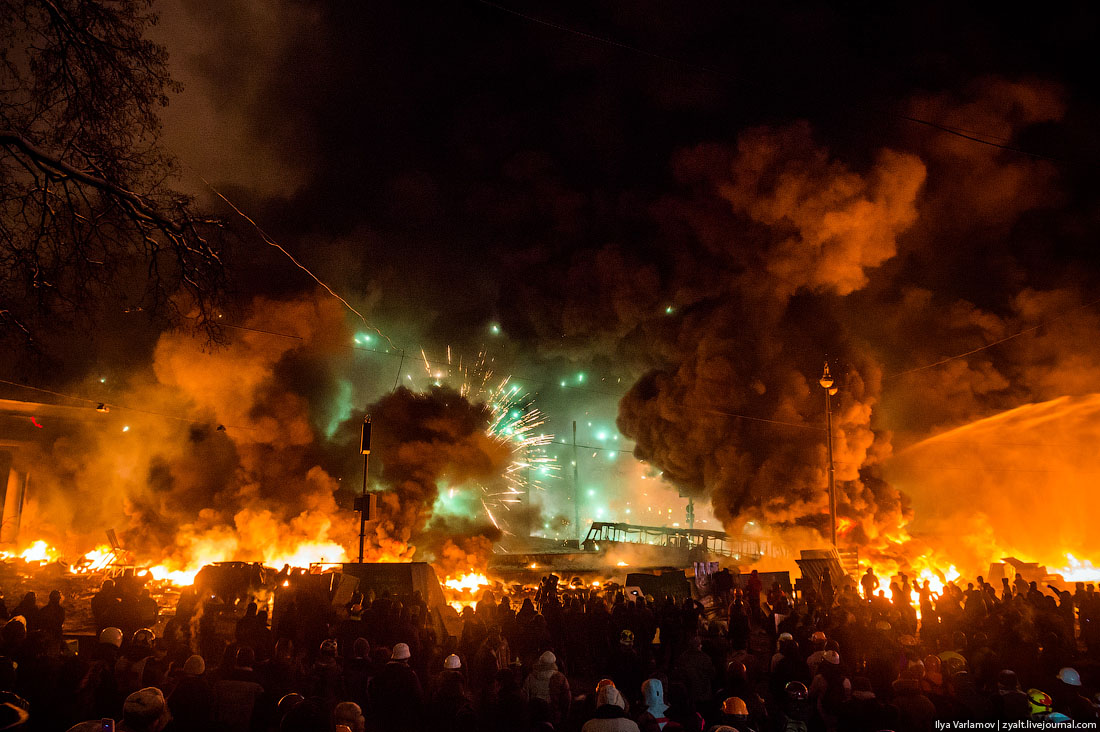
[538,650,556,666]
[183,655,205,676]
[123,687,168,729]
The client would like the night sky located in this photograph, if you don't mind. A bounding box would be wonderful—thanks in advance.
[6,1,1100,566]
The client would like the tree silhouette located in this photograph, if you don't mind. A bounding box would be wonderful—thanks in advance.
[1,0,226,350]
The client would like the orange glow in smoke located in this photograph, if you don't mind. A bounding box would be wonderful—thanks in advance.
[836,517,855,536]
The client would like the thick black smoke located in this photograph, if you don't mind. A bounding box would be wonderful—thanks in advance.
[362,386,509,560]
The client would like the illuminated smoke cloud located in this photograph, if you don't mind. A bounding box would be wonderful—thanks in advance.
[714,122,925,296]
[18,296,359,566]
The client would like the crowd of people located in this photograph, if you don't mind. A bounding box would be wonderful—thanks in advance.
[1,565,1099,731]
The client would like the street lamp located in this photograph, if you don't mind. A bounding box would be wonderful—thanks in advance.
[357,415,372,563]
[819,363,839,548]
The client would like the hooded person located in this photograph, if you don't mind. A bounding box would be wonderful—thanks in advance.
[637,678,671,730]
[583,684,640,732]
[522,651,571,727]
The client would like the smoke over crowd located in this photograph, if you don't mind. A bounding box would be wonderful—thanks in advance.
[5,0,1100,580]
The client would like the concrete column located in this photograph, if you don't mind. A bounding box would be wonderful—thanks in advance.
[1,467,28,544]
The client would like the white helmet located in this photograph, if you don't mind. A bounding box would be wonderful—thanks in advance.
[1057,667,1082,687]
[444,654,461,670]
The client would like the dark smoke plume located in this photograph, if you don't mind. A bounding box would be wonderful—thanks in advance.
[362,386,511,560]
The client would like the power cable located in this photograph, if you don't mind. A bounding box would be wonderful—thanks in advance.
[0,377,255,430]
[886,295,1100,380]
[475,0,1062,163]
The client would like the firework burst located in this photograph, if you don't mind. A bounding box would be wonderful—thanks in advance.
[421,346,559,534]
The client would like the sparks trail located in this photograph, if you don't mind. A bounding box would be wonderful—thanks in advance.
[195,173,396,350]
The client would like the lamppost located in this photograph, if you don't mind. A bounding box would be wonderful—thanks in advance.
[358,415,371,563]
[819,363,839,549]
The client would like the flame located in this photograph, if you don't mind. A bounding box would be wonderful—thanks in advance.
[71,545,115,573]
[266,540,348,569]
[149,565,202,586]
[836,517,855,536]
[19,541,58,564]
[616,560,629,567]
[1053,554,1100,582]
[443,571,491,613]
[444,572,490,593]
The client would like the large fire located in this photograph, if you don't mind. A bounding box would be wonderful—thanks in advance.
[443,570,491,611]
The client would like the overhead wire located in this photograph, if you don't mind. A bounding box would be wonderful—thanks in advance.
[0,376,255,431]
[886,295,1100,380]
[474,0,1062,162]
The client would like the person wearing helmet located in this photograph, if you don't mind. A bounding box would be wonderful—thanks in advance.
[777,681,811,732]
[116,628,157,699]
[1028,688,1054,718]
[810,650,850,732]
[710,696,755,732]
[1053,667,1098,721]
[99,626,124,651]
[839,676,892,732]
[770,635,808,702]
[920,654,945,698]
[609,629,642,706]
[429,652,465,701]
[771,633,794,672]
[1025,687,1076,724]
[132,628,156,649]
[992,669,1030,722]
[368,642,424,731]
[806,632,828,675]
[428,659,477,732]
[890,660,936,732]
